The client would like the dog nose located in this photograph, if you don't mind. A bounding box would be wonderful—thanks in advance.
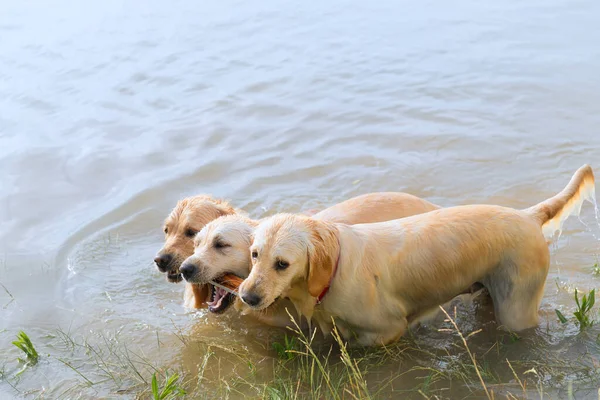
[179,262,196,281]
[154,254,172,272]
[241,292,262,307]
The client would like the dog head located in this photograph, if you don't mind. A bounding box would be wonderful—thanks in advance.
[179,215,258,313]
[154,195,236,282]
[238,214,338,310]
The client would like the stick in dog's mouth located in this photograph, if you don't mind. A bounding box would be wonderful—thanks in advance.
[207,274,243,314]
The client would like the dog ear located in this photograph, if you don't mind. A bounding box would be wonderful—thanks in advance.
[213,202,236,217]
[191,195,236,217]
[307,222,338,298]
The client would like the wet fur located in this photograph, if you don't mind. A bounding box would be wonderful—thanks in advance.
[182,192,440,326]
[155,195,238,308]
[240,165,595,346]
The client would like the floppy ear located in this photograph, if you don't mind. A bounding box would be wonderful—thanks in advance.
[213,202,236,217]
[194,195,236,217]
[307,222,338,298]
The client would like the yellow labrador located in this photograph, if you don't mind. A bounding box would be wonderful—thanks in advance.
[239,165,595,345]
[179,192,440,326]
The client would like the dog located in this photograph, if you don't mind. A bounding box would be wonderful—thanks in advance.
[239,165,595,346]
[154,196,239,308]
[178,192,440,326]
[155,192,438,310]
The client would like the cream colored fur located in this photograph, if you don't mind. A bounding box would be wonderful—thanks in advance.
[240,165,595,345]
[181,192,439,326]
[154,195,239,308]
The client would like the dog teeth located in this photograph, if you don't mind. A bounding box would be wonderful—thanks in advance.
[213,295,224,309]
[207,288,230,311]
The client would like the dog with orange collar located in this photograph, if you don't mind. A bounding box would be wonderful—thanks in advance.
[239,165,595,346]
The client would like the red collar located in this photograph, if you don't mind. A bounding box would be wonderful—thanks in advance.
[316,238,341,305]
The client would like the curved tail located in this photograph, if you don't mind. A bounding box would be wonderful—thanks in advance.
[525,164,596,239]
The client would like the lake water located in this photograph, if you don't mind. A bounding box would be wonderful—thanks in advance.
[2,0,600,398]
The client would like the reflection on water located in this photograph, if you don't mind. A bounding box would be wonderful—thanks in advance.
[2,0,600,398]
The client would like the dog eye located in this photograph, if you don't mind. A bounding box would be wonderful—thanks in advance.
[251,251,258,259]
[185,229,198,238]
[214,241,229,249]
[164,227,168,234]
[275,260,289,270]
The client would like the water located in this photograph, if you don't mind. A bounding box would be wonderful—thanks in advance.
[2,0,600,398]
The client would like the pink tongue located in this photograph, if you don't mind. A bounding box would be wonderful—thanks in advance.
[207,287,227,308]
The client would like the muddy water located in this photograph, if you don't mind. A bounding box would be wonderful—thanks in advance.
[2,0,600,398]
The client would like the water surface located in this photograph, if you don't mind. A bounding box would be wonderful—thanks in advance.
[2,0,600,398]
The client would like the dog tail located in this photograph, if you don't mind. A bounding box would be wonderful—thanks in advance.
[525,164,596,238]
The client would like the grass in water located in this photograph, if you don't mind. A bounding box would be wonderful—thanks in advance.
[555,288,596,330]
[0,281,15,309]
[272,334,298,361]
[438,306,491,400]
[4,309,600,398]
[151,372,186,400]
[556,309,569,324]
[220,310,379,399]
[12,331,39,376]
[574,288,596,329]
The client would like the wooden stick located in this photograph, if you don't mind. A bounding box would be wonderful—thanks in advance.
[216,274,244,291]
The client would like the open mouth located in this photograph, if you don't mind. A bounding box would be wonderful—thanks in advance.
[207,283,234,313]
[167,272,182,283]
[207,274,243,313]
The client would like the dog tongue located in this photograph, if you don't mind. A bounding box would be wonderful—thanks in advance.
[207,287,227,308]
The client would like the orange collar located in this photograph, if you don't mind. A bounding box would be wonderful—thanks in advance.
[316,238,340,305]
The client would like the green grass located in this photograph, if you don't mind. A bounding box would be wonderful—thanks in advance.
[555,288,596,330]
[151,372,186,400]
[556,309,569,324]
[0,281,15,309]
[12,331,39,376]
[259,330,371,399]
[3,308,600,399]
[272,334,298,361]
[574,288,596,329]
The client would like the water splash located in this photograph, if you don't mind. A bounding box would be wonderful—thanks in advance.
[542,170,597,240]
[576,189,600,243]
[594,190,600,228]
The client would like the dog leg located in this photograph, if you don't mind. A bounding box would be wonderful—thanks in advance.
[494,281,546,331]
[354,319,407,347]
[485,249,549,331]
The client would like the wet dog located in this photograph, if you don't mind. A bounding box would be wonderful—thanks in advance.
[154,195,238,308]
[178,192,440,325]
[240,165,595,345]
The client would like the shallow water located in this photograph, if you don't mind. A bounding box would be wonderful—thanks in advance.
[2,0,600,398]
